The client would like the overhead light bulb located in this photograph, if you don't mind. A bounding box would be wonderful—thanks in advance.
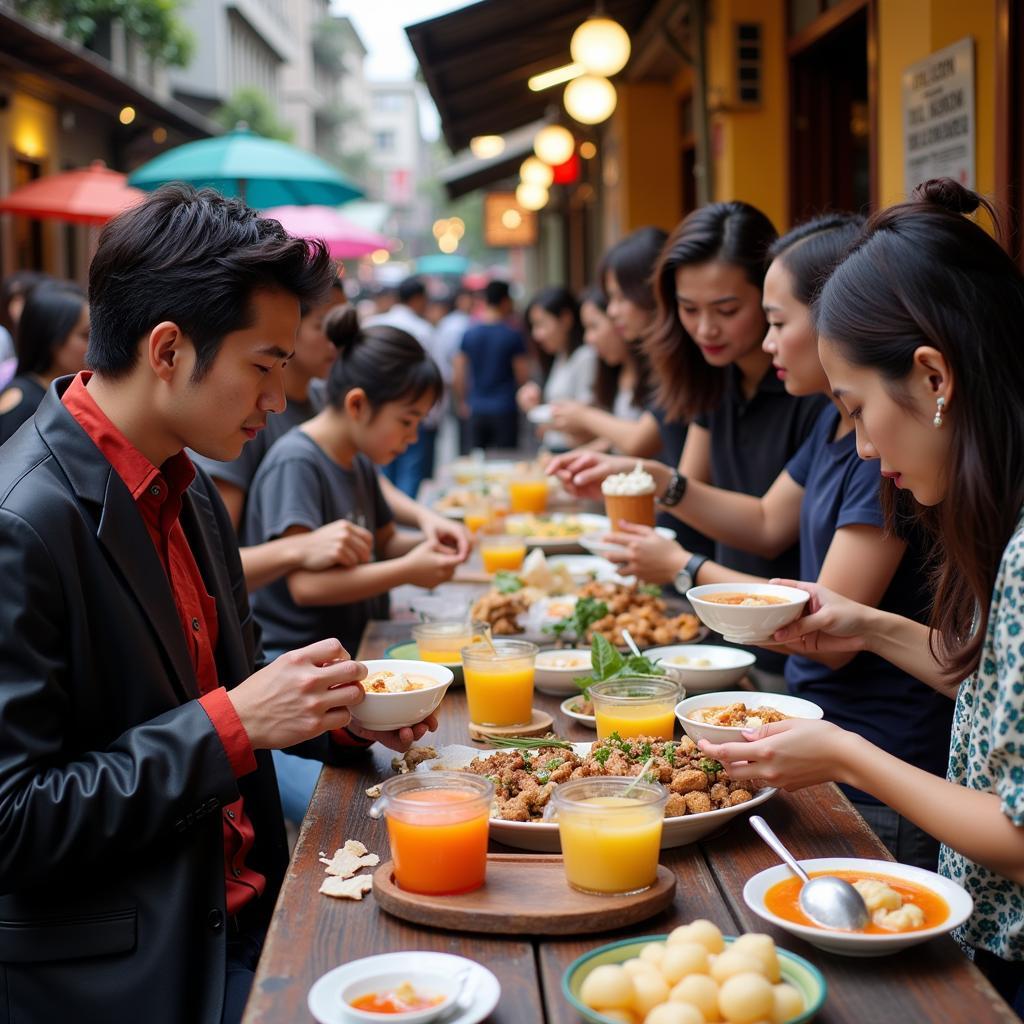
[564,75,617,125]
[520,157,554,188]
[516,183,549,212]
[570,16,631,77]
[528,62,585,92]
[533,125,575,166]
[469,135,505,159]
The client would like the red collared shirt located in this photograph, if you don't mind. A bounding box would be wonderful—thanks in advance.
[62,372,264,915]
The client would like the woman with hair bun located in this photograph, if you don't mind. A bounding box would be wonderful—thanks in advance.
[243,306,467,822]
[702,180,1024,1010]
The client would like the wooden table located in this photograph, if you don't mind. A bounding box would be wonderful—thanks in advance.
[243,619,1016,1024]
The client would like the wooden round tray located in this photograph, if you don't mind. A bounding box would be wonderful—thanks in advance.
[372,854,676,935]
[467,708,553,742]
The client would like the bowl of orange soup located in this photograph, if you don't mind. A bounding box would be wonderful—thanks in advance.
[350,660,454,731]
[743,857,973,956]
[686,583,809,644]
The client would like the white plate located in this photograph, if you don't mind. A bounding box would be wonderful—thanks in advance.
[647,644,756,692]
[560,695,596,727]
[416,743,776,852]
[743,857,974,958]
[547,554,631,584]
[579,525,676,558]
[527,404,554,424]
[505,512,610,550]
[309,951,500,1024]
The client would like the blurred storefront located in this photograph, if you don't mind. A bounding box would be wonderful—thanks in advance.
[411,0,1018,288]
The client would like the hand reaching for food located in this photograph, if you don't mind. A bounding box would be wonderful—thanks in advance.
[603,522,687,585]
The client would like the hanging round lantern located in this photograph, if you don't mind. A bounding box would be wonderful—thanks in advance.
[520,156,554,189]
[551,152,580,185]
[564,74,617,125]
[533,124,575,166]
[570,16,631,77]
[516,182,549,211]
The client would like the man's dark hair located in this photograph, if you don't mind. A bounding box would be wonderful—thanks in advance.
[484,279,511,307]
[87,184,335,380]
[397,276,427,304]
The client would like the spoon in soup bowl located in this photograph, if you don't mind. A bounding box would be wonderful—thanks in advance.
[749,815,870,931]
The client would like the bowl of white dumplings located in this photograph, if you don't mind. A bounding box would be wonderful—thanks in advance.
[743,857,974,956]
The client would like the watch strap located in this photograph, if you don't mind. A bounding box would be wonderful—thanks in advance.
[685,554,709,586]
[660,471,688,507]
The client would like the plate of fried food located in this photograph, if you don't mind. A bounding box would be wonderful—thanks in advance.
[415,735,775,852]
[504,513,609,550]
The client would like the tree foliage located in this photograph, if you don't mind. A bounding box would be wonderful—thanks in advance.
[213,88,293,143]
[15,0,194,67]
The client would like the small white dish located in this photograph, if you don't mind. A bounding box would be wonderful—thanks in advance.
[675,690,824,745]
[547,554,626,584]
[647,644,756,692]
[535,646,592,695]
[687,582,810,643]
[579,525,675,558]
[341,968,457,1023]
[309,951,500,1024]
[560,695,596,727]
[743,857,974,957]
[350,660,453,731]
[527,403,554,424]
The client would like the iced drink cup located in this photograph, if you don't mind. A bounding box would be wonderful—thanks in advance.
[602,462,657,527]
[461,639,538,727]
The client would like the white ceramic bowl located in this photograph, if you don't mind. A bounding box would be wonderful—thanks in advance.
[686,582,809,643]
[675,690,824,745]
[534,647,593,695]
[743,857,974,957]
[646,644,756,692]
[340,969,457,1023]
[349,660,453,731]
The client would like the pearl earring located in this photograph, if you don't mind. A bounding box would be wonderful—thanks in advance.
[933,395,946,428]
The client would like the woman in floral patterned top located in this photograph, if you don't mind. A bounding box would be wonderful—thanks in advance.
[701,178,1024,1015]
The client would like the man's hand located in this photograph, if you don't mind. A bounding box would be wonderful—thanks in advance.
[346,713,440,752]
[228,639,367,749]
[298,519,374,571]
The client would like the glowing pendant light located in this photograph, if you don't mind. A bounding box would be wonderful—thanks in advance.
[563,74,617,125]
[533,124,575,165]
[570,16,631,77]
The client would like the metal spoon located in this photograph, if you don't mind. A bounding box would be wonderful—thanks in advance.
[749,815,870,931]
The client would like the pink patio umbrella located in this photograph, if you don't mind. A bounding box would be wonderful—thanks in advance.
[0,161,144,224]
[262,205,395,259]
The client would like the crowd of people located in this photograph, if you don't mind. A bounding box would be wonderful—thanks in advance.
[1,175,1024,1022]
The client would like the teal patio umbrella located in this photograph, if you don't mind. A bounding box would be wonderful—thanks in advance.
[127,127,363,207]
[416,253,469,275]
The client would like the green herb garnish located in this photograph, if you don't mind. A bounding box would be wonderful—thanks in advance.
[544,596,609,643]
[699,757,723,777]
[576,634,669,688]
[494,571,524,594]
[490,736,575,751]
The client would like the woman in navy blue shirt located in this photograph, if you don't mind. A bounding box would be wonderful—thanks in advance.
[560,214,952,868]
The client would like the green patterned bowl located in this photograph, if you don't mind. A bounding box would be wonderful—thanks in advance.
[563,933,827,1023]
[384,641,464,685]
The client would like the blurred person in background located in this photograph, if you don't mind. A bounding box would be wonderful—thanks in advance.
[0,280,89,445]
[516,285,597,452]
[368,276,445,496]
[454,279,530,451]
[431,285,476,455]
[0,269,52,390]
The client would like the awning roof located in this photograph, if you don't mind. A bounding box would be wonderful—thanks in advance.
[407,0,660,153]
[437,119,544,200]
[0,10,218,141]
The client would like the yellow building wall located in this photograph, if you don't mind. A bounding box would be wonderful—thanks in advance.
[706,0,788,229]
[611,81,683,234]
[878,0,998,207]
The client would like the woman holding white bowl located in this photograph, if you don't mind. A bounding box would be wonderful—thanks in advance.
[701,180,1024,1017]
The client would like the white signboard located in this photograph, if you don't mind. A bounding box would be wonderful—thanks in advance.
[902,37,975,194]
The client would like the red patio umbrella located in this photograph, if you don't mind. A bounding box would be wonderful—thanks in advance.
[262,205,394,260]
[0,161,144,225]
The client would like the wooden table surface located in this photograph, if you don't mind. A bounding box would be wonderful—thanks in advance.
[243,618,1016,1024]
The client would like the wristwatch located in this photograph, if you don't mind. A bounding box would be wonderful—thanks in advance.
[673,554,709,595]
[660,471,688,508]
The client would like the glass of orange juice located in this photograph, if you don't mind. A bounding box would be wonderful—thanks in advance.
[508,473,549,514]
[461,639,538,727]
[370,772,493,895]
[589,678,682,740]
[479,533,527,574]
[412,620,486,664]
[549,776,667,894]
[463,496,492,535]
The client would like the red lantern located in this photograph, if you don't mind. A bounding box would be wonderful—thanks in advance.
[551,152,580,185]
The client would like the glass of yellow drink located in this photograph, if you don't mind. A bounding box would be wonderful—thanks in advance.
[548,776,667,894]
[479,533,527,574]
[509,475,549,514]
[589,677,682,741]
[461,639,538,727]
[412,621,477,664]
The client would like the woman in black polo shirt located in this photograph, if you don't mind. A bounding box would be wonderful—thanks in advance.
[551,202,825,686]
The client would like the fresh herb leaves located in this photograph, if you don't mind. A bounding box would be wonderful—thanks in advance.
[494,571,524,594]
[544,595,609,642]
[575,634,669,691]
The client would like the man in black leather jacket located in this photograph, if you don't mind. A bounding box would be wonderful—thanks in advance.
[0,186,435,1024]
